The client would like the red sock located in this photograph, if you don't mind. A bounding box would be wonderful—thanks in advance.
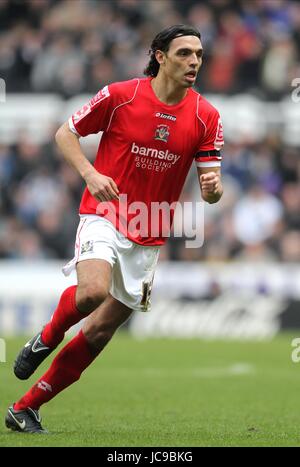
[14,330,97,411]
[42,286,83,348]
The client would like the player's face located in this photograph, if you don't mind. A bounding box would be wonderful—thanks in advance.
[161,35,203,88]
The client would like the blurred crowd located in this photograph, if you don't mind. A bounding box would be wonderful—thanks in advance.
[0,0,300,263]
[1,0,300,97]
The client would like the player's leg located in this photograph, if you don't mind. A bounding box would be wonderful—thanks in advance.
[42,259,112,347]
[82,294,133,353]
[14,259,112,380]
[6,295,132,433]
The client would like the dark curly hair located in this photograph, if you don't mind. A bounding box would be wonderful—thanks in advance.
[144,24,201,77]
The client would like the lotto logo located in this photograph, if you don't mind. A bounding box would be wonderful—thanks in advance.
[37,380,52,392]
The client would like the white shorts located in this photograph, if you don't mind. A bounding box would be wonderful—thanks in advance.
[62,215,160,312]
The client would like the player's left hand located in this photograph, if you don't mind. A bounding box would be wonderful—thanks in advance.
[200,172,221,194]
[199,171,223,204]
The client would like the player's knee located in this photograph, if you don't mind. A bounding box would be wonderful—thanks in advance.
[76,285,109,313]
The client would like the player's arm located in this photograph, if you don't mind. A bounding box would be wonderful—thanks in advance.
[197,166,223,204]
[195,108,224,204]
[55,122,119,202]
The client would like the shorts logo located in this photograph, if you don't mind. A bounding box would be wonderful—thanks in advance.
[154,124,170,143]
[80,240,94,255]
[140,274,155,311]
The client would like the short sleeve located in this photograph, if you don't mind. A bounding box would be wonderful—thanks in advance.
[69,85,112,137]
[195,110,224,168]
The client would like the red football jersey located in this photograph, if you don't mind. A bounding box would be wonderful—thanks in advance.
[69,77,224,246]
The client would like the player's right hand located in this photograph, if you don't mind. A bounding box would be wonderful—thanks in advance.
[84,171,119,202]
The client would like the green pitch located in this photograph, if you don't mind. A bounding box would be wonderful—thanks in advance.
[1,332,300,447]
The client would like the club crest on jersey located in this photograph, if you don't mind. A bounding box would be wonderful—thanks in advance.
[80,240,94,255]
[154,124,170,143]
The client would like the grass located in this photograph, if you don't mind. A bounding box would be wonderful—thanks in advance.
[0,332,300,447]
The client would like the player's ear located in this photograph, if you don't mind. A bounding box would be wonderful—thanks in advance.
[155,50,165,66]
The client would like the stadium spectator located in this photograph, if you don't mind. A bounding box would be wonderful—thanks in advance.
[232,183,283,245]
